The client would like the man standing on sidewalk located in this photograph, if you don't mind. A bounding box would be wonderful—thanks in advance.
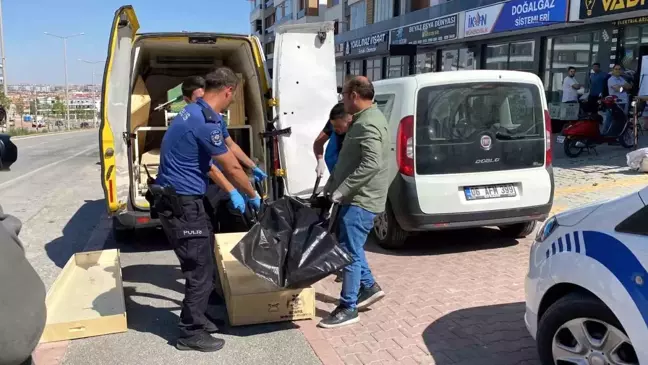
[319,76,390,329]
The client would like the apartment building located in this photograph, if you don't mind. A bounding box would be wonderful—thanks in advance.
[250,0,343,77]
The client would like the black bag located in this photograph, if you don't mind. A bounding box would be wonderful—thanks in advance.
[230,194,351,289]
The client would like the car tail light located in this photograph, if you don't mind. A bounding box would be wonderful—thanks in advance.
[544,110,552,166]
[397,115,414,176]
[136,216,150,224]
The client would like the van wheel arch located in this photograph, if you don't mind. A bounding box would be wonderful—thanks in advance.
[371,200,408,250]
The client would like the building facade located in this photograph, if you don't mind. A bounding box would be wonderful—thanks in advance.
[327,0,648,117]
[251,0,343,77]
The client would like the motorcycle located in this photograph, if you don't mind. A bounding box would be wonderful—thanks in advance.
[557,92,635,158]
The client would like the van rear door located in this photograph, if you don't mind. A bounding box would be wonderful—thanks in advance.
[272,22,337,196]
[100,6,139,214]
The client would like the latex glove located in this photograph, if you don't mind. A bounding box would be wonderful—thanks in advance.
[252,166,268,182]
[228,190,246,214]
[248,194,262,211]
[315,158,327,177]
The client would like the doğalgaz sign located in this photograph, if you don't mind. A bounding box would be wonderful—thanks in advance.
[581,0,648,19]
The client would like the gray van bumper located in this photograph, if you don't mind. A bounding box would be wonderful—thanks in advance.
[388,168,554,232]
[113,210,160,230]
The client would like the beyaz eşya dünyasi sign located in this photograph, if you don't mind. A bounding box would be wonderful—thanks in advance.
[390,14,459,46]
[464,0,568,37]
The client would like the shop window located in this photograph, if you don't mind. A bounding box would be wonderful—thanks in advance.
[366,57,383,81]
[374,0,393,23]
[486,41,534,72]
[416,52,436,73]
[349,60,363,76]
[336,63,345,88]
[350,1,367,30]
[458,48,476,71]
[388,56,408,78]
[265,41,275,56]
[441,49,458,71]
[543,31,612,104]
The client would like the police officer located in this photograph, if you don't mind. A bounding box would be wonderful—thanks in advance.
[156,67,261,352]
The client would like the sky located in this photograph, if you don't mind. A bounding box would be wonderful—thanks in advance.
[3,0,251,85]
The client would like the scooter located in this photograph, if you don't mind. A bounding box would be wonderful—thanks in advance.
[558,93,636,158]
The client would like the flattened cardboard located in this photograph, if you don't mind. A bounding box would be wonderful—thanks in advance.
[214,232,315,326]
[40,249,127,343]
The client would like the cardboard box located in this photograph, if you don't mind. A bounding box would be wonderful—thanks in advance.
[226,74,246,127]
[214,232,315,326]
[40,249,127,343]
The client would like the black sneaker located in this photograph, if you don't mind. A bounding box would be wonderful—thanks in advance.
[317,306,359,329]
[357,283,385,310]
[176,332,225,352]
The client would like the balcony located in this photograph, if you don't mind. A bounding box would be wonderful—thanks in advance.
[249,4,263,22]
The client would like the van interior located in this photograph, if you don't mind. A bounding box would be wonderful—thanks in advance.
[128,36,267,209]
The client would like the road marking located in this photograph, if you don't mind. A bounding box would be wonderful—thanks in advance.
[0,145,96,189]
[9,129,96,141]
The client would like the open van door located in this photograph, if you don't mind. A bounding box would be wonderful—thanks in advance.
[99,6,139,214]
[272,22,337,196]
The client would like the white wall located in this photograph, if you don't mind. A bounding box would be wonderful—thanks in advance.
[324,3,343,21]
[569,0,580,22]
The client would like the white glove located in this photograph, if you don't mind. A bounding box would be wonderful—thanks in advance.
[315,158,327,177]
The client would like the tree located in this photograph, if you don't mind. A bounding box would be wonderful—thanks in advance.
[15,102,24,116]
[0,92,10,110]
[52,100,67,117]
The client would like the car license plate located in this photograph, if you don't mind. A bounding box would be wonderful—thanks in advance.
[556,135,565,144]
[464,184,517,200]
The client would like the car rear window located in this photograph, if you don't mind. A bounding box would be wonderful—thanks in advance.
[415,82,545,175]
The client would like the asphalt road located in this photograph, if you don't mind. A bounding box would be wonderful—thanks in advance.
[0,130,321,365]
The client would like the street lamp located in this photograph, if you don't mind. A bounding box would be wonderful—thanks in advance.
[0,0,8,96]
[78,59,102,128]
[44,31,84,130]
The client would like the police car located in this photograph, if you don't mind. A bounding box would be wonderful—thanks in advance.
[525,186,648,364]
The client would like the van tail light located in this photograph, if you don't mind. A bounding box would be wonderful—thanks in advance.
[397,115,415,176]
[544,110,552,167]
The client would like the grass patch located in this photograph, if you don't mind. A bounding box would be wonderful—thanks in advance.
[4,128,50,136]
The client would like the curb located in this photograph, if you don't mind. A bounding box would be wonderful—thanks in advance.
[9,129,97,140]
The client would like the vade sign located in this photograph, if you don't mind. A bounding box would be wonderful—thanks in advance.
[582,0,647,18]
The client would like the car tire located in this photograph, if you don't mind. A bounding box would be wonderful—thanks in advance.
[498,221,537,238]
[536,292,637,365]
[371,204,408,249]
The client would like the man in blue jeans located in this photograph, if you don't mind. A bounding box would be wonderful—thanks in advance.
[319,76,391,328]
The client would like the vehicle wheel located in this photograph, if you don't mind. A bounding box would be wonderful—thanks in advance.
[563,139,584,158]
[619,127,635,149]
[537,292,638,365]
[499,221,536,238]
[371,204,408,249]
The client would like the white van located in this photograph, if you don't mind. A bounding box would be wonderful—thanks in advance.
[99,6,337,239]
[372,70,554,249]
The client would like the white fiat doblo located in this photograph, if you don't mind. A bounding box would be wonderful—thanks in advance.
[372,70,554,249]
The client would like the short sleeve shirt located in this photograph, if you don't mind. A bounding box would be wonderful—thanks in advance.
[562,76,579,102]
[156,99,228,195]
[608,76,629,104]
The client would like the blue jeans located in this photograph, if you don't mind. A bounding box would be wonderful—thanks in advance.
[338,204,376,309]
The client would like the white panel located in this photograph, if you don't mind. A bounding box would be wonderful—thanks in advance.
[273,22,338,196]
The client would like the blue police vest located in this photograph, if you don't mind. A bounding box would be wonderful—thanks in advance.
[324,133,339,173]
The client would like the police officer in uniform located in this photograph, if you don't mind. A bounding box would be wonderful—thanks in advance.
[155,67,261,352]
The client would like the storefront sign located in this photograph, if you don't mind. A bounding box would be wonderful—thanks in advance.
[464,0,568,37]
[390,14,458,46]
[614,16,648,26]
[344,31,390,57]
[581,0,648,19]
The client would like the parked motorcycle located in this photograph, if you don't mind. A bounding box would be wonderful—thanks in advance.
[557,93,635,158]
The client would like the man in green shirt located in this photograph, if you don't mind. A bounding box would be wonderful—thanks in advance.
[318,76,391,329]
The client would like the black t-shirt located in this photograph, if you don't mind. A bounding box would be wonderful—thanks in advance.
[322,121,346,150]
